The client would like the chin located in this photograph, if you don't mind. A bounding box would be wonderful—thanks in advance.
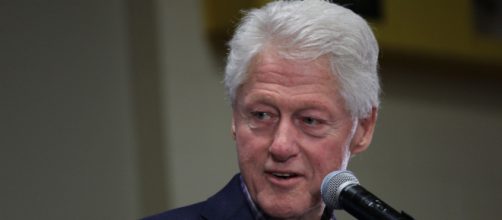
[264,207,302,219]
[259,198,318,219]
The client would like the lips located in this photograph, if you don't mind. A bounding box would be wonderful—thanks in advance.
[265,170,302,187]
[271,172,299,179]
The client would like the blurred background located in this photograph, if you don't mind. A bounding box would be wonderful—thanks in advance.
[1,0,501,219]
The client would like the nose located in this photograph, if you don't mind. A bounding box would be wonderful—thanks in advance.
[269,118,300,162]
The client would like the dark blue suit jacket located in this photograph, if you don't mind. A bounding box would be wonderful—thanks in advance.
[143,174,255,220]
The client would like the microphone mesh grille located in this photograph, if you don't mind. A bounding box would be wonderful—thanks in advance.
[321,170,359,209]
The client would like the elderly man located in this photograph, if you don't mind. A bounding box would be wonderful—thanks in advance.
[146,0,379,219]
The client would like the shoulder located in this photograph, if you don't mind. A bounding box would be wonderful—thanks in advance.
[142,174,252,220]
[142,202,205,220]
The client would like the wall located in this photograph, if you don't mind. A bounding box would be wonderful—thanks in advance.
[0,1,140,219]
[156,0,239,209]
[344,58,502,219]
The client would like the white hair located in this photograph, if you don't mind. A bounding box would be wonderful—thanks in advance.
[224,0,380,118]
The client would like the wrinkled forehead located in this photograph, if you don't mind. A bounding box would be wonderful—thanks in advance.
[235,50,344,102]
[250,48,333,77]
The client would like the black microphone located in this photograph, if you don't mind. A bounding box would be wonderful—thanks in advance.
[321,170,414,220]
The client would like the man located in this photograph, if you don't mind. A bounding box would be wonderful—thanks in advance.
[146,0,379,219]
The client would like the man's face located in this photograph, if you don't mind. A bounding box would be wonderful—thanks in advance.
[232,51,373,219]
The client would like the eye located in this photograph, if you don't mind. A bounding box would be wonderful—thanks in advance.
[252,111,272,121]
[302,116,320,126]
[298,115,332,137]
[247,111,277,130]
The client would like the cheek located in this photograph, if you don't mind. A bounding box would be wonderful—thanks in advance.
[235,125,268,165]
[307,138,351,177]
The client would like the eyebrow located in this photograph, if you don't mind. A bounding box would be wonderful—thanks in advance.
[241,93,277,107]
[242,93,334,112]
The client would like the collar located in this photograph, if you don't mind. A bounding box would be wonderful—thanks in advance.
[240,175,267,220]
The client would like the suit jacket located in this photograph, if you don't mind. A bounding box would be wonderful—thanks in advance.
[143,174,255,220]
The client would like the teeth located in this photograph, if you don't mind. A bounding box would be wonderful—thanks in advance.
[273,173,293,177]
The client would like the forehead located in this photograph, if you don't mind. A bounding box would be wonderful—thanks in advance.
[248,51,334,86]
[236,51,346,110]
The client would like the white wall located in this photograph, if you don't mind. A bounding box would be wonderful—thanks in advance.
[0,1,139,219]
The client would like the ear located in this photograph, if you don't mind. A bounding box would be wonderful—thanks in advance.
[350,107,378,155]
[231,115,236,140]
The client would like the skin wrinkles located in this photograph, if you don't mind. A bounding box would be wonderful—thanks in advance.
[231,50,377,220]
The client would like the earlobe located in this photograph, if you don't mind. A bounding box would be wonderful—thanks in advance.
[350,107,378,155]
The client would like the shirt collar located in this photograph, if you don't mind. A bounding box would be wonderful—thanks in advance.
[240,175,267,220]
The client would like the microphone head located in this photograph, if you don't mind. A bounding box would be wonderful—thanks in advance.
[321,170,359,209]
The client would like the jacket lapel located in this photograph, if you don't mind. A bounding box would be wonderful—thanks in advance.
[200,174,255,220]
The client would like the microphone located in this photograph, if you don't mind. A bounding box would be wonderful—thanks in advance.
[321,170,414,220]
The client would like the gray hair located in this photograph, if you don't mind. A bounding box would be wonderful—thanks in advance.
[224,0,380,118]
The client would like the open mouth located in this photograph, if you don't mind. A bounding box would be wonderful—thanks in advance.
[271,172,299,179]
